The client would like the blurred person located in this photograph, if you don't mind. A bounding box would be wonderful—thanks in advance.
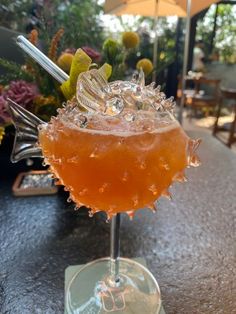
[192,40,205,72]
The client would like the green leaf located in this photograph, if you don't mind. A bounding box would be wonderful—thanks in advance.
[0,58,33,84]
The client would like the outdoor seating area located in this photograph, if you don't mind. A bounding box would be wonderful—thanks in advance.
[0,1,235,314]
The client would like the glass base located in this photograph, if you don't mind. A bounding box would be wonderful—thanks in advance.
[66,257,161,314]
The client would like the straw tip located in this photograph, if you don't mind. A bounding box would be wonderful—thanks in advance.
[6,97,18,107]
[16,35,25,43]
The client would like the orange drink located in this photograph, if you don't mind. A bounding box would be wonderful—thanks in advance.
[39,108,197,218]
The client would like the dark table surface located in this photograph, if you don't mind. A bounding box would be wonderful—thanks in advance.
[0,131,236,314]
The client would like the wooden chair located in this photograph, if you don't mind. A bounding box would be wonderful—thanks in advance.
[187,77,221,119]
[213,87,236,148]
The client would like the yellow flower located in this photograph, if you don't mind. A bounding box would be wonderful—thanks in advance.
[33,95,59,121]
[57,53,74,73]
[122,32,140,49]
[0,127,5,145]
[34,95,57,106]
[136,58,153,76]
[160,52,165,60]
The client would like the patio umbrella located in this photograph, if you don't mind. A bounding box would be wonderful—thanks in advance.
[104,0,219,17]
[104,0,220,123]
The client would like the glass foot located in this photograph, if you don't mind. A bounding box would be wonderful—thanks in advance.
[66,257,161,314]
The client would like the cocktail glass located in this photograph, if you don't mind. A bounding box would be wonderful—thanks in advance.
[8,69,200,314]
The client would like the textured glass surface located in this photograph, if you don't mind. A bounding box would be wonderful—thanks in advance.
[66,258,161,314]
[7,98,44,162]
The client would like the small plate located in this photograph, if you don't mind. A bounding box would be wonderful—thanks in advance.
[12,170,58,196]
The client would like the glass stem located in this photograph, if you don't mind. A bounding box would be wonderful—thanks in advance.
[110,213,121,285]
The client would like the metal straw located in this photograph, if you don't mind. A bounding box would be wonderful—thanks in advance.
[16,35,69,84]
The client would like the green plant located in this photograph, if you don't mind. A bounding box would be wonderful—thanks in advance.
[40,0,105,51]
[196,4,236,64]
[0,58,33,85]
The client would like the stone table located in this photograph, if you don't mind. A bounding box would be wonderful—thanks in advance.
[0,131,235,314]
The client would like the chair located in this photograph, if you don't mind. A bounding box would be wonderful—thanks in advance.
[186,77,221,119]
[213,87,236,148]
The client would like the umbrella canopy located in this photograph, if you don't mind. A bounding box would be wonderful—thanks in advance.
[104,0,219,17]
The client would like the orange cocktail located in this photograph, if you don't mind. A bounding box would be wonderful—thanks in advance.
[39,108,194,218]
